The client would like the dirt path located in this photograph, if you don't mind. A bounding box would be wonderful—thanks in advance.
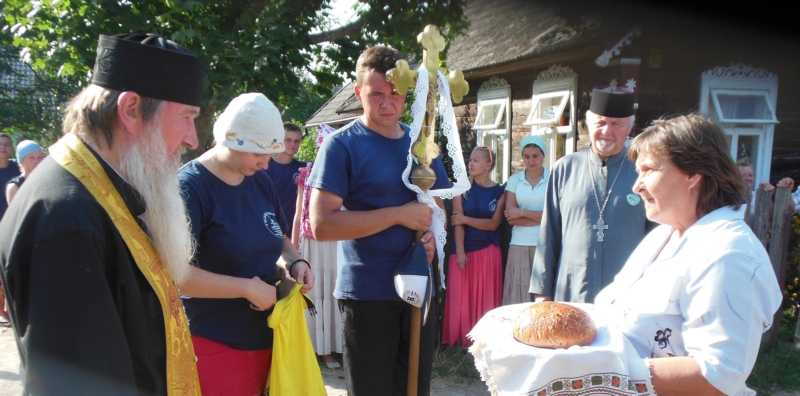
[0,326,22,396]
[10,326,795,396]
[0,325,488,396]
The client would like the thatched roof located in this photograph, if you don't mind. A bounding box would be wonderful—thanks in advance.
[305,81,361,127]
[447,0,600,73]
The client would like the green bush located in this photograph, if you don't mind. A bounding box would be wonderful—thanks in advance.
[785,215,800,315]
[295,127,317,164]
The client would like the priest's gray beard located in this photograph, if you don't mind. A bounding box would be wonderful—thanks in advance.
[120,120,194,285]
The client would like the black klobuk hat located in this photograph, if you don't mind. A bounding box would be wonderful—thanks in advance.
[589,84,635,118]
[91,33,206,107]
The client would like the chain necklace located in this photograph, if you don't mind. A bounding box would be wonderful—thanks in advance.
[587,150,625,242]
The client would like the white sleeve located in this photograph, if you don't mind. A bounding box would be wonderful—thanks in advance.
[680,245,781,395]
[505,173,519,193]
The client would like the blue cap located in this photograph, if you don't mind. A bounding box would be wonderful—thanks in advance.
[520,135,546,156]
[16,140,42,161]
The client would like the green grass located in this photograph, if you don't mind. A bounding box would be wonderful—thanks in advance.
[747,309,800,395]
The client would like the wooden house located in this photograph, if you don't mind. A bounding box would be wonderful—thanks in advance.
[446,0,800,186]
[305,0,800,187]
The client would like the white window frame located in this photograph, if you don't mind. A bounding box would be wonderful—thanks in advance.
[710,89,778,124]
[474,77,511,183]
[472,98,507,130]
[524,90,570,126]
[529,69,577,169]
[700,64,778,188]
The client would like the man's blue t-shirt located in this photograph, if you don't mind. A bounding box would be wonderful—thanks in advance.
[453,182,505,253]
[0,160,20,219]
[309,119,451,301]
[265,157,305,234]
[178,160,288,350]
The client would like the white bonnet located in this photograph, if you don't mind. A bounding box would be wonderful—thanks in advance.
[213,93,285,154]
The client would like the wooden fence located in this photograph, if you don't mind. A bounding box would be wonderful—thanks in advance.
[745,186,799,347]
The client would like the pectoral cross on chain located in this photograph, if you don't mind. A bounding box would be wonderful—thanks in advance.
[593,218,608,242]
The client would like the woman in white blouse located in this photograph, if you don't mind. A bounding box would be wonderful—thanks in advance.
[595,114,782,395]
[502,135,549,304]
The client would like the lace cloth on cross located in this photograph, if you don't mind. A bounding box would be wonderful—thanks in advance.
[401,67,471,288]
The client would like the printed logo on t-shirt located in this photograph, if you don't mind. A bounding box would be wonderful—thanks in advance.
[489,198,498,213]
[263,212,283,238]
[292,172,300,184]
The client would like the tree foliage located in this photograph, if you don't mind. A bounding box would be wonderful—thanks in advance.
[0,0,468,153]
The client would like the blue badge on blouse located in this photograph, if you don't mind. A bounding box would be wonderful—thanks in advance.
[627,193,641,206]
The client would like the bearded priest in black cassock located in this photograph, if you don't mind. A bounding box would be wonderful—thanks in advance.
[0,33,207,395]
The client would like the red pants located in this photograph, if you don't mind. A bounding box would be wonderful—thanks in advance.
[192,335,272,396]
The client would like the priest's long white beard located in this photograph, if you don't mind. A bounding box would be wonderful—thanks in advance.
[120,121,194,285]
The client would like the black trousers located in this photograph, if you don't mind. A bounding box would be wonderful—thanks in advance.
[338,299,437,396]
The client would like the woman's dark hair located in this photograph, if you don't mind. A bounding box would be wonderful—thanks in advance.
[628,113,746,218]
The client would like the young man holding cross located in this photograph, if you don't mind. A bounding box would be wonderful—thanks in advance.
[309,46,450,396]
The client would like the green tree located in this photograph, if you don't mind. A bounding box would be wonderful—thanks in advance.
[0,0,468,156]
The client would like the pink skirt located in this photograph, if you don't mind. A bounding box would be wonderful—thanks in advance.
[192,335,272,396]
[442,244,503,348]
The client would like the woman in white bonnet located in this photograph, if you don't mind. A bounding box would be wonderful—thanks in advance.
[177,93,315,394]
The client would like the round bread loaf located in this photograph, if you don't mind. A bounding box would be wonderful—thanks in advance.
[512,302,597,349]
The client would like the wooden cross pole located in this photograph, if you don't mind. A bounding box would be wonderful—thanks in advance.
[386,24,468,396]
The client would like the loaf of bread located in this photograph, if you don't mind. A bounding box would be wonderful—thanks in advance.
[512,302,596,349]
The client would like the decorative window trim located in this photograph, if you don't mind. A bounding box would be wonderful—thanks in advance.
[534,64,577,83]
[480,75,511,91]
[595,27,641,67]
[702,64,777,80]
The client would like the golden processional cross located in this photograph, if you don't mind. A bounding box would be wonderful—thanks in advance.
[385,24,469,396]
[387,25,468,191]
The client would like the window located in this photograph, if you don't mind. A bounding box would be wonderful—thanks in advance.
[473,98,507,130]
[710,89,778,124]
[701,64,778,187]
[527,65,577,169]
[473,76,511,183]
[524,90,570,126]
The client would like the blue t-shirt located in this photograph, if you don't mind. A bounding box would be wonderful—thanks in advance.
[454,182,505,253]
[178,160,288,350]
[0,160,20,219]
[309,120,451,300]
[265,157,305,234]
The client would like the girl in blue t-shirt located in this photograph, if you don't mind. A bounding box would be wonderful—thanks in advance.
[442,146,506,348]
[178,93,315,395]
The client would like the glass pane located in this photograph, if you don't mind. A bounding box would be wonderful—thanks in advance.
[483,135,503,183]
[534,96,563,121]
[718,94,769,120]
[556,132,566,160]
[561,97,571,126]
[711,90,777,123]
[495,137,505,184]
[733,133,760,192]
[735,135,760,174]
[526,90,570,125]
[475,103,502,128]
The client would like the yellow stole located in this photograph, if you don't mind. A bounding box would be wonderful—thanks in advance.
[50,133,200,395]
